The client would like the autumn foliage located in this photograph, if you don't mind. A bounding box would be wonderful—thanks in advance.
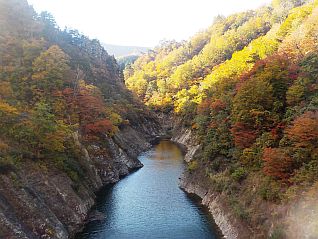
[84,119,113,136]
[61,82,116,140]
[210,99,226,112]
[286,111,318,148]
[231,122,258,149]
[197,99,212,115]
[263,148,294,181]
[0,0,129,165]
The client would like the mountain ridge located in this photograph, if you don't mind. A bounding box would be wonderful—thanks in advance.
[102,43,150,58]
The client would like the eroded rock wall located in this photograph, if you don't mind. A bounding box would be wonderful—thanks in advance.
[173,128,251,239]
[0,117,163,239]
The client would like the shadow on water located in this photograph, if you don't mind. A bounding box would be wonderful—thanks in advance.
[75,140,223,239]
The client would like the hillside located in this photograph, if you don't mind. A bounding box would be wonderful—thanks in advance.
[102,43,150,58]
[0,0,162,238]
[1,0,318,238]
[124,0,318,238]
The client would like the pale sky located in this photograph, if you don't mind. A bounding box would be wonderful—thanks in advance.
[27,0,272,47]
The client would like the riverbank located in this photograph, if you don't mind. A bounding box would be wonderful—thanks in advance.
[0,113,163,239]
[172,125,318,239]
[172,127,252,239]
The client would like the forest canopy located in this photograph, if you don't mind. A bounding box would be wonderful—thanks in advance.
[124,0,318,202]
[0,0,149,180]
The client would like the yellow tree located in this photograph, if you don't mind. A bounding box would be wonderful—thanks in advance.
[32,45,70,97]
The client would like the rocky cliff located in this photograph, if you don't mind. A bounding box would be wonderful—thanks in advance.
[172,128,251,239]
[0,117,163,239]
[0,1,166,238]
[174,125,318,239]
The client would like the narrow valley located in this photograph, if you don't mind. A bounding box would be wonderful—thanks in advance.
[0,0,318,239]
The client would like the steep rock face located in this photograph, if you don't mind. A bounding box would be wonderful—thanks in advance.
[0,119,163,239]
[171,127,200,163]
[173,128,251,239]
[0,1,167,238]
[180,171,252,239]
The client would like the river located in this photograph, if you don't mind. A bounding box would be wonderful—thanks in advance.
[75,140,221,239]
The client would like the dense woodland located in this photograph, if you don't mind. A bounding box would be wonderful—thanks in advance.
[125,0,318,233]
[0,0,148,183]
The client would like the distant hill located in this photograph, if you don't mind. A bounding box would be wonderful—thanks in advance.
[102,43,150,58]
[117,55,139,70]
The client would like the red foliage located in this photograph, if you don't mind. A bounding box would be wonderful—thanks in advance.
[61,86,114,138]
[197,98,226,115]
[77,92,104,123]
[62,87,74,96]
[235,57,268,92]
[52,90,63,97]
[209,121,218,129]
[211,99,226,112]
[197,98,212,115]
[286,111,318,148]
[84,119,113,135]
[62,86,106,121]
[62,87,76,107]
[231,122,258,149]
[236,54,298,92]
[288,63,299,81]
[308,83,317,93]
[263,148,294,181]
[270,123,285,140]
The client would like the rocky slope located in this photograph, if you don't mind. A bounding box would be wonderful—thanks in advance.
[0,117,163,239]
[173,126,318,239]
[172,128,251,239]
[0,1,165,238]
[179,169,251,239]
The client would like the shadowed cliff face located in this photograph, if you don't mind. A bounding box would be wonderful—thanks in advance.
[0,120,163,239]
[0,1,164,238]
[172,128,250,239]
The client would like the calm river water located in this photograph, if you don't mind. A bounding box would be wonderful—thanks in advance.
[75,140,221,239]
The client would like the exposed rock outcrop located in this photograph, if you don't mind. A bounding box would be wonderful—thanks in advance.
[0,117,163,239]
[174,128,251,239]
[180,172,251,239]
[171,128,200,163]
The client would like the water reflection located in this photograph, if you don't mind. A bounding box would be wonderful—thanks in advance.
[152,140,183,161]
[75,140,220,239]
